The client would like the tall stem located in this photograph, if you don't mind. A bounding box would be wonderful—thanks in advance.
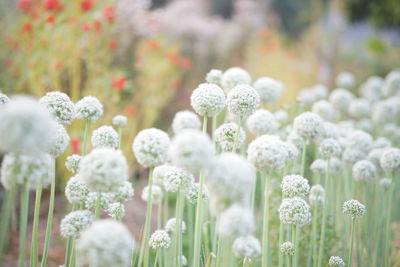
[312,207,318,267]
[175,189,183,267]
[251,171,259,213]
[384,176,394,267]
[216,234,223,267]
[300,141,306,176]
[294,226,299,267]
[231,116,243,153]
[65,203,78,267]
[118,126,123,149]
[82,119,89,155]
[292,224,295,267]
[0,183,17,262]
[317,158,330,267]
[347,218,356,267]
[212,116,217,144]
[278,221,284,267]
[30,184,43,267]
[261,172,270,267]
[154,249,160,267]
[18,182,29,267]
[202,113,208,133]
[95,192,101,219]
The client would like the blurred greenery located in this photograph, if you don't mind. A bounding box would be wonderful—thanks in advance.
[347,0,400,27]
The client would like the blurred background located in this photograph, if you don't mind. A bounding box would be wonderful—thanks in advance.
[0,0,399,265]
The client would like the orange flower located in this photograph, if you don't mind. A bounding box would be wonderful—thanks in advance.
[94,20,102,33]
[112,76,126,91]
[21,22,32,33]
[103,6,115,23]
[171,79,182,90]
[124,106,135,116]
[179,57,192,70]
[81,0,93,12]
[44,0,63,11]
[46,14,55,24]
[147,40,160,50]
[108,39,118,50]
[71,138,81,154]
[165,51,180,65]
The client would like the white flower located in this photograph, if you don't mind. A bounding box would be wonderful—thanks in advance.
[39,91,75,125]
[293,112,324,141]
[218,204,255,239]
[342,148,366,165]
[322,122,339,139]
[348,99,371,119]
[329,256,345,267]
[319,138,342,159]
[149,230,171,249]
[383,71,400,97]
[335,72,355,89]
[342,199,365,219]
[359,76,383,102]
[352,160,377,182]
[226,84,260,117]
[372,99,399,125]
[47,123,70,158]
[110,181,134,202]
[190,83,225,117]
[330,157,343,174]
[79,148,128,192]
[85,192,112,210]
[133,128,170,168]
[60,210,94,238]
[312,84,329,100]
[379,178,391,191]
[380,148,400,173]
[280,241,294,255]
[232,235,261,259]
[367,148,385,170]
[206,69,223,84]
[253,77,284,103]
[221,67,251,91]
[312,100,336,122]
[297,89,317,106]
[163,165,194,193]
[287,131,304,151]
[153,164,171,187]
[328,88,354,112]
[75,96,103,122]
[283,142,299,163]
[280,175,310,198]
[279,197,311,226]
[165,218,186,233]
[141,185,163,203]
[373,137,392,149]
[184,182,209,204]
[274,110,289,126]
[0,96,57,154]
[309,184,325,207]
[112,115,127,127]
[65,154,82,174]
[172,110,201,134]
[215,123,246,151]
[247,135,286,171]
[181,255,188,266]
[78,219,134,267]
[246,109,278,135]
[344,130,373,153]
[0,93,9,105]
[170,129,215,174]
[91,126,119,149]
[106,202,125,220]
[310,159,327,175]
[65,175,89,205]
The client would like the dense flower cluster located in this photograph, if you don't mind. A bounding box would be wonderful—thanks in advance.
[149,230,171,249]
[280,175,310,198]
[342,199,366,219]
[279,197,311,226]
[171,110,201,134]
[190,83,225,117]
[226,84,260,117]
[215,123,246,151]
[39,91,75,125]
[75,96,103,122]
[91,126,119,148]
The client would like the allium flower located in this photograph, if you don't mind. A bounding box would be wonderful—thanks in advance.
[1,153,52,190]
[280,175,310,198]
[78,219,134,267]
[312,84,329,100]
[106,202,125,220]
[297,89,317,106]
[373,137,392,149]
[367,148,385,170]
[283,142,299,163]
[287,131,304,151]
[246,109,278,135]
[45,122,70,158]
[379,178,391,191]
[232,235,261,259]
[185,182,209,204]
[39,91,75,125]
[352,160,377,182]
[344,130,373,153]
[149,230,171,249]
[60,210,94,238]
[206,69,223,84]
[0,96,57,154]
[293,112,324,141]
[309,184,325,207]
[247,135,286,171]
[163,166,194,193]
[190,83,225,117]
[274,110,289,126]
[335,72,355,89]
[312,100,336,122]
[330,157,343,174]
[112,115,127,127]
[132,128,170,168]
[372,100,399,125]
[141,185,163,203]
[226,84,260,117]
[218,204,255,239]
[310,159,327,175]
[319,138,342,159]
[328,88,354,112]
[280,241,295,256]
[91,126,119,149]
[380,148,400,173]
[348,99,370,119]
[221,67,251,91]
[165,218,186,233]
[359,76,383,102]
[215,123,246,151]
[65,154,82,174]
[79,148,128,192]
[170,129,215,174]
[110,181,134,202]
[342,148,366,165]
[65,176,89,205]
[342,199,366,219]
[0,93,9,105]
[322,122,339,139]
[253,77,284,103]
[329,256,345,267]
[75,96,103,122]
[85,192,112,210]
[383,70,400,97]
[153,164,171,186]
[171,110,201,134]
[279,197,311,226]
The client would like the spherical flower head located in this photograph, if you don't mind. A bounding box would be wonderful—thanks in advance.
[85,192,112,210]
[279,197,311,226]
[297,89,317,106]
[379,178,392,191]
[352,160,377,182]
[329,256,345,267]
[78,219,134,267]
[232,235,261,259]
[172,110,201,134]
[112,115,127,127]
[185,182,209,204]
[312,100,336,122]
[153,164,171,187]
[133,128,170,168]
[0,96,57,154]
[342,148,366,165]
[190,83,225,117]
[312,84,329,99]
[165,218,186,233]
[283,142,300,163]
[293,112,325,141]
[336,72,355,89]
[221,67,251,91]
[110,181,134,202]
[253,77,284,103]
[206,69,223,84]
[106,202,125,220]
[218,204,255,239]
[322,122,339,139]
[348,99,371,119]
[345,130,373,153]
[226,84,260,117]
[149,230,171,249]
[275,110,289,126]
[360,76,383,102]
[47,123,70,158]
[170,129,215,174]
[342,199,365,219]
[247,135,287,171]
[75,96,103,122]
[373,137,392,149]
[79,148,128,192]
[163,165,194,193]
[141,185,163,203]
[383,70,400,97]
[367,148,385,171]
[372,100,399,125]
[91,126,119,149]
[0,93,9,105]
[215,123,246,151]
[1,153,52,190]
[287,131,304,151]
[330,157,343,174]
[319,138,342,159]
[65,154,82,174]
[247,109,279,135]
[328,88,355,112]
[281,175,310,198]
[65,175,90,205]
[380,148,400,173]
[60,210,94,238]
[280,241,295,256]
[309,184,325,207]
[39,91,75,125]
[310,159,327,175]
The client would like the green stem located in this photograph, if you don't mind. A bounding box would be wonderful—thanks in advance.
[216,234,223,267]
[384,177,394,267]
[231,116,243,153]
[279,221,284,267]
[317,159,330,267]
[261,172,270,267]
[192,170,205,267]
[157,199,162,230]
[312,207,318,267]
[0,183,17,262]
[212,116,217,144]
[175,189,183,267]
[294,226,299,267]
[348,218,356,267]
[118,126,123,149]
[95,192,101,219]
[202,113,208,133]
[251,171,259,214]
[65,204,78,267]
[30,184,43,267]
[292,224,295,267]
[18,182,29,267]
[82,119,90,155]
[154,248,160,267]
[300,141,306,176]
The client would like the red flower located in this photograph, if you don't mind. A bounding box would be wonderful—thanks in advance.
[5,59,13,68]
[178,57,192,70]
[124,106,135,116]
[108,39,118,50]
[46,14,55,24]
[55,60,63,69]
[112,76,126,91]
[165,51,180,65]
[103,6,115,23]
[147,40,160,50]
[44,0,63,11]
[21,22,32,33]
[71,138,81,154]
[171,79,182,90]
[83,23,91,31]
[81,0,93,12]
[94,20,102,33]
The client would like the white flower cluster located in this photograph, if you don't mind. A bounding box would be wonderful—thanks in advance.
[218,204,255,239]
[221,67,251,91]
[184,182,209,204]
[247,135,287,171]
[75,96,103,122]
[280,175,310,198]
[110,181,134,202]
[342,199,366,219]
[112,115,128,127]
[310,159,327,175]
[163,165,194,193]
[214,123,246,151]
[380,148,400,173]
[65,176,90,206]
[47,123,70,158]
[352,160,377,182]
[312,100,336,122]
[379,178,391,190]
[85,192,112,210]
[293,112,324,141]
[319,138,342,159]
[279,197,311,226]
[342,148,366,165]
[0,93,9,105]
[165,218,186,233]
[232,235,261,259]
[152,164,171,186]
[91,126,119,149]
[275,109,289,126]
[329,256,345,267]
[280,241,295,255]
[205,69,222,84]
[149,230,171,249]
[283,142,300,162]
[253,77,284,103]
[39,91,75,125]
[171,110,201,134]
[309,184,325,207]
[246,109,279,136]
[141,185,163,203]
[328,88,354,113]
[190,83,225,117]
[226,84,260,117]
[60,210,94,238]
[383,70,400,97]
[344,130,372,153]
[335,72,355,89]
[348,98,370,119]
[65,154,82,174]
[106,202,125,220]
